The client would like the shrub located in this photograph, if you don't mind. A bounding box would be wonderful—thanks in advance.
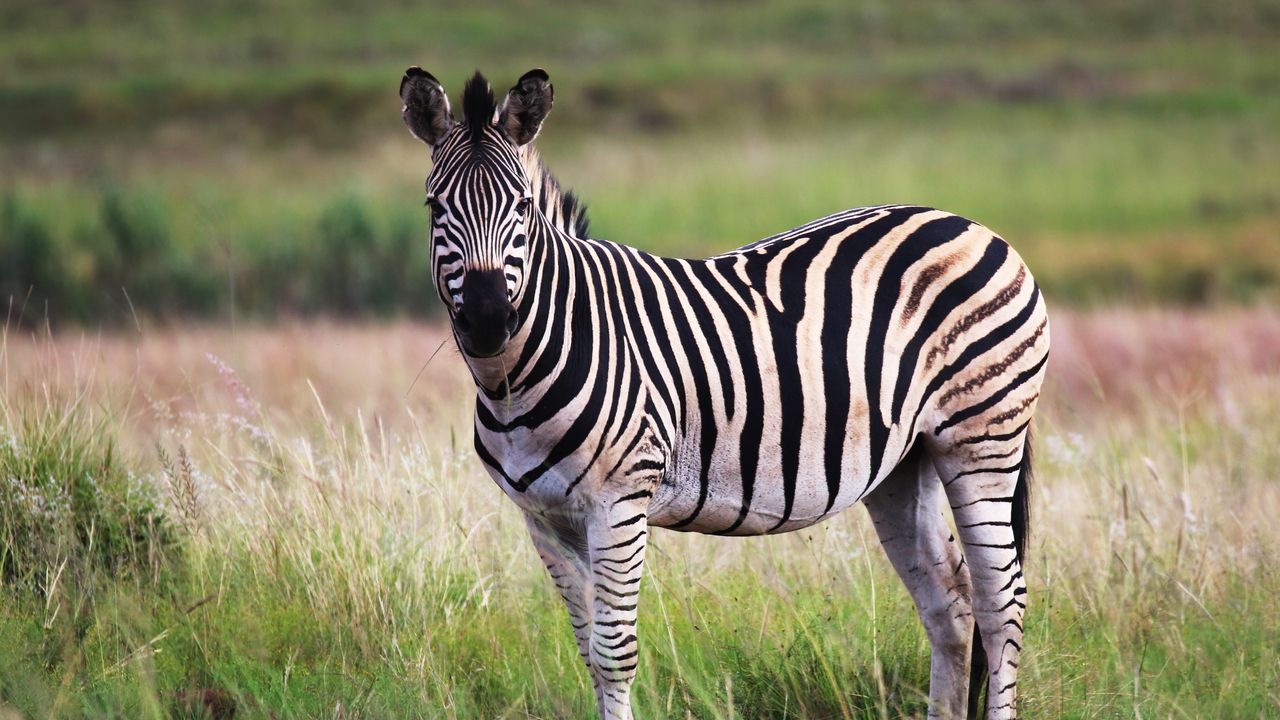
[0,191,61,324]
[0,400,174,595]
[315,193,379,315]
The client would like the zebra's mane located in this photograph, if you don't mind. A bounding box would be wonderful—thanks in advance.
[462,71,497,143]
[520,148,591,239]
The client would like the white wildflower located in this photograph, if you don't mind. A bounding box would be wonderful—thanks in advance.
[206,353,261,415]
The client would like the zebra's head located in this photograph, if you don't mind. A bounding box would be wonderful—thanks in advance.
[400,68,554,358]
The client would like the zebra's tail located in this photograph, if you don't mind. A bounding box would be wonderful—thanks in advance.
[1012,428,1032,566]
[967,429,1032,719]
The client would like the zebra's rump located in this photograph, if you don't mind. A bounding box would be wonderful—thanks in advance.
[639,205,1049,536]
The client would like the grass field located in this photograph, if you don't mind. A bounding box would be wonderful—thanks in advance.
[2,312,1278,718]
[3,0,1279,320]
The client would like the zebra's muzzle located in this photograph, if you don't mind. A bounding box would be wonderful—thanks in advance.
[454,269,517,358]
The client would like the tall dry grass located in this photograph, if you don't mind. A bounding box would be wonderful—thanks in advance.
[1,311,1277,717]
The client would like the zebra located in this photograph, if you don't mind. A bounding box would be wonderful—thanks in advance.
[399,67,1049,720]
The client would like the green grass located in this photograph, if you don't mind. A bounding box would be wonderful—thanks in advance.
[4,535,1275,717]
[1,319,1277,718]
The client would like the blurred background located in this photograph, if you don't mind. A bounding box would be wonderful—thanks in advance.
[3,0,1277,325]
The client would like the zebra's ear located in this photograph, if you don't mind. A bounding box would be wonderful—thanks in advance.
[500,69,554,146]
[400,67,456,146]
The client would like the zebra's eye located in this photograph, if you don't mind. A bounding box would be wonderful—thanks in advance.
[515,197,532,216]
[426,197,445,217]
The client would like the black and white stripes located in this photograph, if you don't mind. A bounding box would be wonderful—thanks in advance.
[400,68,1049,720]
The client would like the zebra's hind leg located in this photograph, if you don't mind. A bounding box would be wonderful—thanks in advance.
[865,448,975,720]
[931,426,1033,720]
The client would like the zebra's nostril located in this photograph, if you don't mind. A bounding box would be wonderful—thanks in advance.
[454,312,472,333]
[505,309,518,333]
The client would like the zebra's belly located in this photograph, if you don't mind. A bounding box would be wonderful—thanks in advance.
[646,428,911,536]
[649,492,861,535]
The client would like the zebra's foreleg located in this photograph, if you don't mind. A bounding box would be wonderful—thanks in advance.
[865,454,975,720]
[582,493,652,720]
